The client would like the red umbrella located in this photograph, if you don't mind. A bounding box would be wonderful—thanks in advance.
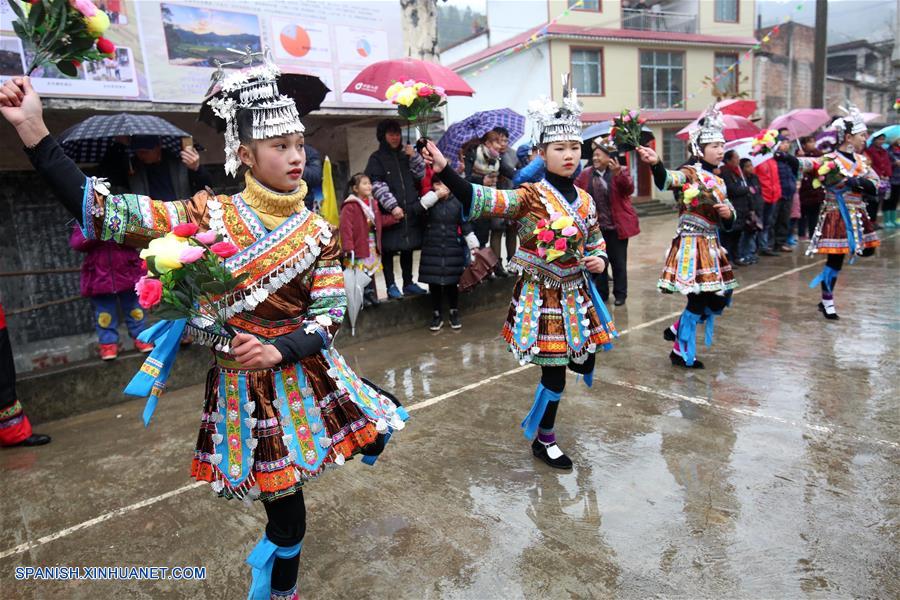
[344,58,474,101]
[716,98,757,118]
[768,109,830,139]
[676,114,760,141]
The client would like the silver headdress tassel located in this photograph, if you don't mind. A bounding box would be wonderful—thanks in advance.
[688,104,726,157]
[832,102,867,138]
[527,73,583,145]
[205,47,305,176]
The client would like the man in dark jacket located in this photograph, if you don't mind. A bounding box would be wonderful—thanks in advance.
[720,149,751,264]
[773,136,800,252]
[797,136,824,239]
[99,135,213,200]
[300,134,323,211]
[365,119,428,298]
[737,158,764,264]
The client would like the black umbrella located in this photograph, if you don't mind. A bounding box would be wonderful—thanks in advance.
[199,72,330,132]
[58,114,190,163]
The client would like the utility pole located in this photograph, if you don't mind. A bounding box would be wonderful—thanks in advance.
[811,0,827,108]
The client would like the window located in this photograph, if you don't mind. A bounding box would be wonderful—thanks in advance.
[640,50,684,109]
[714,0,738,22]
[714,53,738,96]
[865,91,874,112]
[663,129,688,168]
[570,0,600,10]
[571,49,603,95]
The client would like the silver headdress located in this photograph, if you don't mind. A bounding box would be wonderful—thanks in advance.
[527,73,583,145]
[689,104,726,156]
[832,102,867,137]
[204,47,305,176]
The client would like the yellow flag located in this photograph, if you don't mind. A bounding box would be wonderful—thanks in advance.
[320,155,340,227]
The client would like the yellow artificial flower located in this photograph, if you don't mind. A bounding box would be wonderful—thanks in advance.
[817,164,830,176]
[413,82,424,90]
[545,248,565,262]
[683,186,700,200]
[395,87,417,107]
[140,233,188,273]
[812,179,822,189]
[85,11,110,37]
[385,82,403,100]
[550,216,574,230]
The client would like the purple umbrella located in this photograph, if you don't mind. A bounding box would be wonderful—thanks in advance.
[768,109,830,139]
[437,109,525,169]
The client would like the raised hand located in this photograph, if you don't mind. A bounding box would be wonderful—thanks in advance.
[180,146,201,171]
[712,203,733,220]
[0,77,49,147]
[421,140,448,172]
[635,146,659,165]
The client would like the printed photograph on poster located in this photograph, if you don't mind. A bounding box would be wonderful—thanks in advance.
[0,38,25,76]
[334,26,389,66]
[271,18,332,64]
[94,0,129,26]
[160,3,261,68]
[84,48,136,83]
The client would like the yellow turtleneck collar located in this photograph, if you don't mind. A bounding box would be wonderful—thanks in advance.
[242,171,308,230]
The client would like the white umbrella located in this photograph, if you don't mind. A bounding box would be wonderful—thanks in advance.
[342,253,371,337]
[724,137,773,167]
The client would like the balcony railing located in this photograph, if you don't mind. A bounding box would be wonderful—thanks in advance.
[622,8,698,34]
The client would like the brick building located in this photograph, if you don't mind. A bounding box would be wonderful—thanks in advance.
[754,22,816,126]
[826,40,895,127]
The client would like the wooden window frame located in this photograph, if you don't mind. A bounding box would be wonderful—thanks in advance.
[638,49,686,110]
[714,52,739,96]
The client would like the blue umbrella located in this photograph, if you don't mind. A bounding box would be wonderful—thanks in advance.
[437,109,525,168]
[868,124,900,146]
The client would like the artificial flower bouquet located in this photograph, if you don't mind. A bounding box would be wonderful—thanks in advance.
[8,0,117,77]
[750,129,779,156]
[135,223,246,336]
[533,213,580,262]
[610,109,647,151]
[810,159,845,190]
[681,171,719,209]
[385,80,447,140]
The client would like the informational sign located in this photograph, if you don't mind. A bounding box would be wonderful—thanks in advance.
[0,0,403,107]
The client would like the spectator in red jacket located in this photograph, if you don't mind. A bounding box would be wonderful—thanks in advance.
[575,138,640,305]
[339,173,400,307]
[865,134,891,225]
[754,157,782,255]
[0,303,51,446]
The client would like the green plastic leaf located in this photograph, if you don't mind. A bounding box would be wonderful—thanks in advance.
[28,0,44,29]
[201,281,227,295]
[145,256,159,276]
[7,0,27,27]
[55,59,76,77]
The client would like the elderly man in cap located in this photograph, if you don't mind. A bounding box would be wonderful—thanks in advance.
[574,136,640,306]
[100,134,213,200]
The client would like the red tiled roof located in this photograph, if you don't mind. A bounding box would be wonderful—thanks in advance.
[583,110,700,123]
[449,23,758,71]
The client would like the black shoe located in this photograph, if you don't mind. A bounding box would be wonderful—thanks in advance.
[531,439,573,470]
[669,350,704,369]
[494,264,509,278]
[448,309,462,329]
[663,325,676,342]
[363,291,380,308]
[14,434,51,447]
[818,302,839,320]
[429,312,444,331]
[760,249,779,257]
[734,258,751,266]
[614,297,626,306]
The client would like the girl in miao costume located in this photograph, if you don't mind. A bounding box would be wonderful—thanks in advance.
[422,76,616,470]
[797,103,880,320]
[0,51,406,600]
[636,106,737,369]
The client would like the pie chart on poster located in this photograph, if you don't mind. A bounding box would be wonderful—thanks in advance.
[356,38,371,58]
[280,25,312,58]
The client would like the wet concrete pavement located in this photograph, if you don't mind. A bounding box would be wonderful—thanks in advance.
[2,214,898,599]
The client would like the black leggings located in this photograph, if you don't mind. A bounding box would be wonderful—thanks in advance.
[886,184,900,212]
[684,291,730,316]
[538,354,596,430]
[382,250,414,288]
[263,491,307,591]
[429,284,459,313]
[822,254,844,292]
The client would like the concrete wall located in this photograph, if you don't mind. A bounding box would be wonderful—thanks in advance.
[698,0,755,37]
[756,23,817,127]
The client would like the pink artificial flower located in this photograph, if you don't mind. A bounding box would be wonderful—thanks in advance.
[623,114,632,123]
[403,79,415,86]
[178,246,205,264]
[172,222,199,237]
[537,229,555,243]
[561,225,578,237]
[691,198,699,207]
[70,0,98,17]
[135,276,162,309]
[194,230,218,245]
[417,85,434,97]
[210,241,239,258]
[433,85,446,97]
[553,238,568,251]
[536,218,548,229]
[536,247,547,258]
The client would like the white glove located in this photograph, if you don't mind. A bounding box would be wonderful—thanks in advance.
[465,232,480,251]
[419,191,439,209]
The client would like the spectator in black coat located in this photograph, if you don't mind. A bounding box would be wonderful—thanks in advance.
[365,119,428,298]
[773,136,800,251]
[720,149,751,263]
[300,134,323,211]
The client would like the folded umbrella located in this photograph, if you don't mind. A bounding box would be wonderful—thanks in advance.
[342,256,371,337]
[58,113,190,164]
[458,247,498,293]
